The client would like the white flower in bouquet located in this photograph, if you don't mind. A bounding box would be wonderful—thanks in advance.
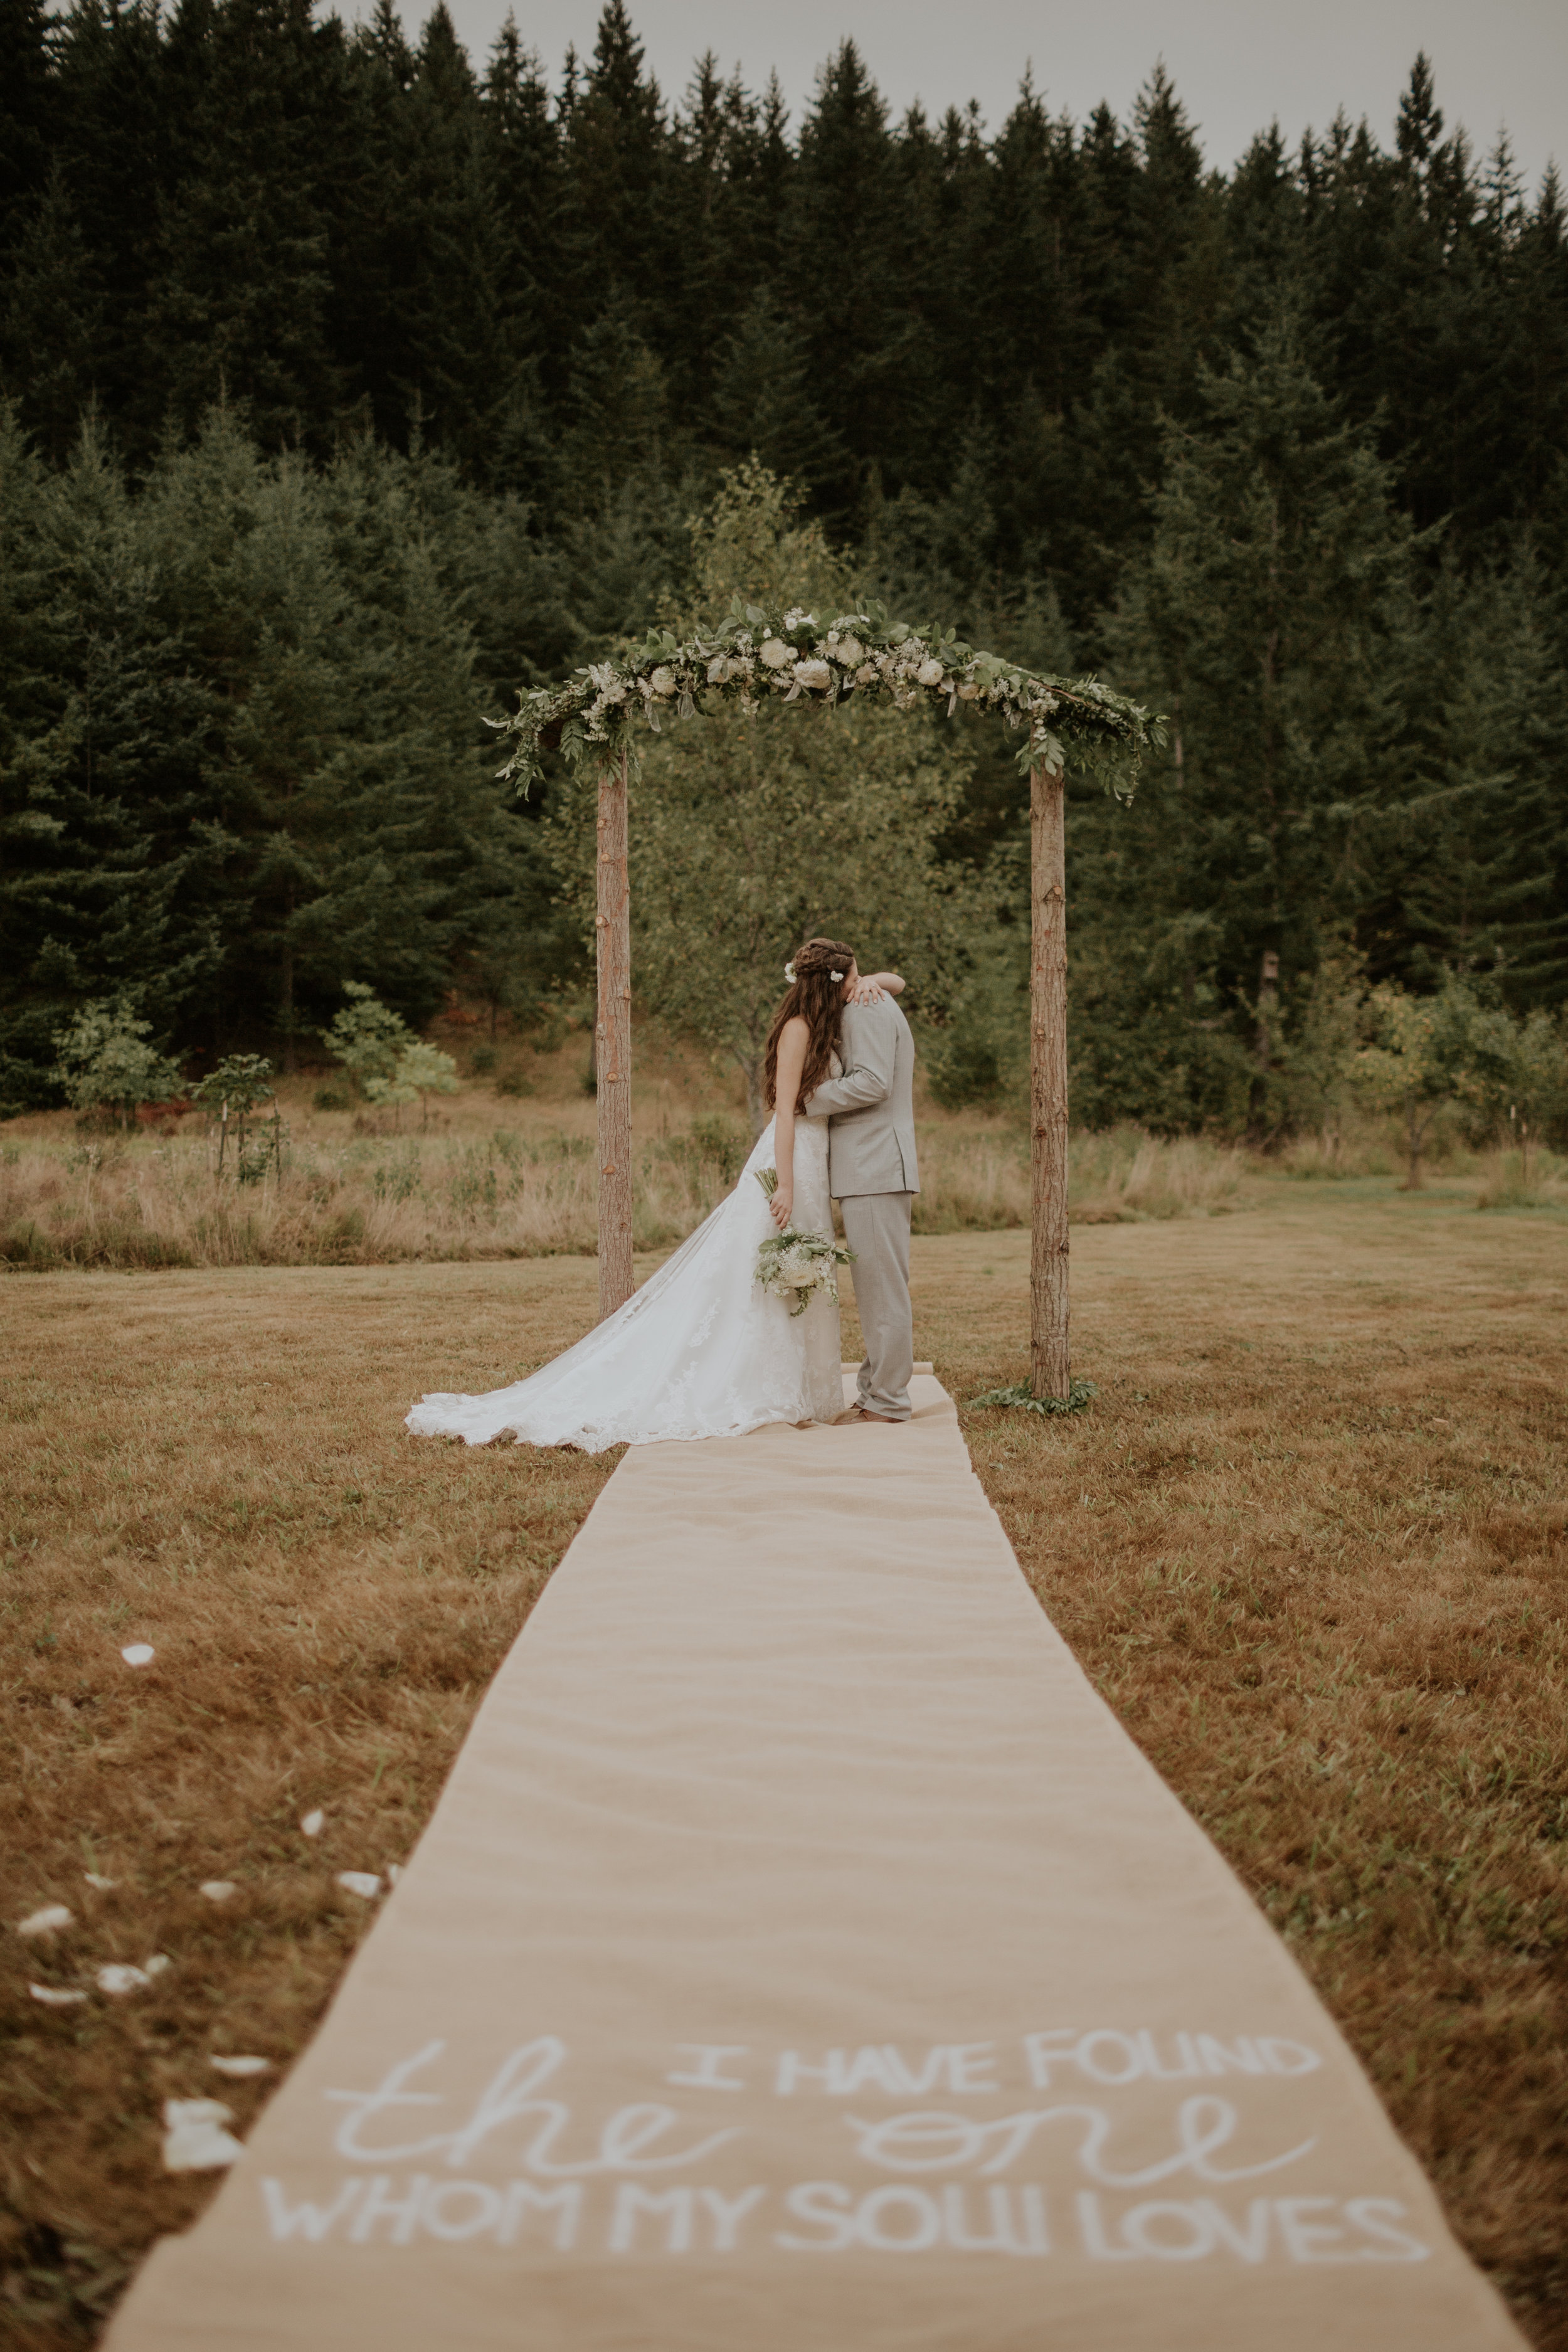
[755,1224,856,1318]
[793,659,832,690]
[759,638,792,670]
[916,655,946,687]
[783,606,815,628]
[854,662,879,688]
[649,665,677,697]
[835,635,866,666]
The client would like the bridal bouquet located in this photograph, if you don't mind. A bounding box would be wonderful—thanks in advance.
[753,1170,856,1316]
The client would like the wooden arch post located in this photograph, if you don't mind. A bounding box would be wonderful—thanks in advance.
[1030,760,1071,1402]
[596,747,634,1320]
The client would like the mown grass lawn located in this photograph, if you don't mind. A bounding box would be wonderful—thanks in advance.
[3,1180,1565,2346]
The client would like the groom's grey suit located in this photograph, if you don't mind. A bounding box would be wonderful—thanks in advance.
[804,998,919,1421]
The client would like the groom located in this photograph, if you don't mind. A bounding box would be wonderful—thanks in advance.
[804,980,919,1424]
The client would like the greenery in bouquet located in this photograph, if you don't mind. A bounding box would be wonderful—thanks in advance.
[753,1178,857,1317]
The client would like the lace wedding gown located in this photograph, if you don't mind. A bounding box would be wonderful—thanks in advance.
[405,1110,844,1451]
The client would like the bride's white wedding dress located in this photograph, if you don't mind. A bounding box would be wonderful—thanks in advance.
[405,1108,844,1451]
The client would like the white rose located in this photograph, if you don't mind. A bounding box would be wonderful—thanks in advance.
[916,656,945,687]
[835,636,866,666]
[649,665,677,697]
[759,638,792,670]
[793,659,832,689]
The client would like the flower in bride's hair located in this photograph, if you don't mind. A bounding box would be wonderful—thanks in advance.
[759,637,792,670]
[830,970,844,982]
[783,960,797,982]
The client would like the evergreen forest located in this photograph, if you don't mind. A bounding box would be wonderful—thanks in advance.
[3,0,1567,1131]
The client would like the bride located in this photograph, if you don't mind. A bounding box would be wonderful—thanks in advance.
[405,939,905,1452]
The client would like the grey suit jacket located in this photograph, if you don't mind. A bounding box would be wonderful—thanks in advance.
[803,997,920,1198]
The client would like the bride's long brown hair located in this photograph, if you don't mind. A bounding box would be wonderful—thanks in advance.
[763,936,857,1115]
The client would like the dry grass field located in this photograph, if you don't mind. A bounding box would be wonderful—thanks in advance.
[3,1178,1565,2346]
[0,1056,1258,1270]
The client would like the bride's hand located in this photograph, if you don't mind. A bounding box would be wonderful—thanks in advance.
[847,978,886,1006]
[769,1185,793,1230]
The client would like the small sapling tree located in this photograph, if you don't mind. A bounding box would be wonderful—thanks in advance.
[1353,979,1481,1187]
[321,984,458,1127]
[193,1054,284,1181]
[52,999,183,1130]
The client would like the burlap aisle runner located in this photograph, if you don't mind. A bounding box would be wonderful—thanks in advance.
[107,1375,1522,2351]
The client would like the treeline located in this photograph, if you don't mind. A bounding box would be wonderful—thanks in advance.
[2,0,1567,1128]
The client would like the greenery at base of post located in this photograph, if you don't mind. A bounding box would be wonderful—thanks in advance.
[968,1379,1100,1416]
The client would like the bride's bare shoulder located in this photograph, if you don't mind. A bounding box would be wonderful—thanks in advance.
[777,1013,810,1043]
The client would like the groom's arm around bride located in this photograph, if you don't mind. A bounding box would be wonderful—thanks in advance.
[804,994,920,1422]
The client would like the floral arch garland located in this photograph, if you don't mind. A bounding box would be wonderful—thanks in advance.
[495,600,1162,797]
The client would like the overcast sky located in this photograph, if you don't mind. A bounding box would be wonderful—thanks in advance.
[395,0,1565,193]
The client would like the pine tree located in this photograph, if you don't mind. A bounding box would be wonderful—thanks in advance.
[147,0,343,446]
[785,43,923,499]
[1099,315,1419,1117]
[1,164,105,463]
[0,0,54,248]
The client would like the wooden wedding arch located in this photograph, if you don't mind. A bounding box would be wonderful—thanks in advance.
[497,605,1160,1403]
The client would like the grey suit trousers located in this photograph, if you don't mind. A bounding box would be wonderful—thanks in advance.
[840,1191,914,1421]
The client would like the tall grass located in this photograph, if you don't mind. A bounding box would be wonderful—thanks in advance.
[0,1115,1254,1273]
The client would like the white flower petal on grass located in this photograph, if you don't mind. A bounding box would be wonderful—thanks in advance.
[209,2055,271,2078]
[29,1983,87,2006]
[300,1809,325,1838]
[336,1872,382,1900]
[143,1954,171,1977]
[162,2099,246,2173]
[18,1905,73,1938]
[120,1645,156,1667]
[97,1963,151,1996]
[199,1881,238,1903]
[83,1873,117,1891]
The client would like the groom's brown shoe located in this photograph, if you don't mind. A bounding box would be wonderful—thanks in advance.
[834,1403,894,1424]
